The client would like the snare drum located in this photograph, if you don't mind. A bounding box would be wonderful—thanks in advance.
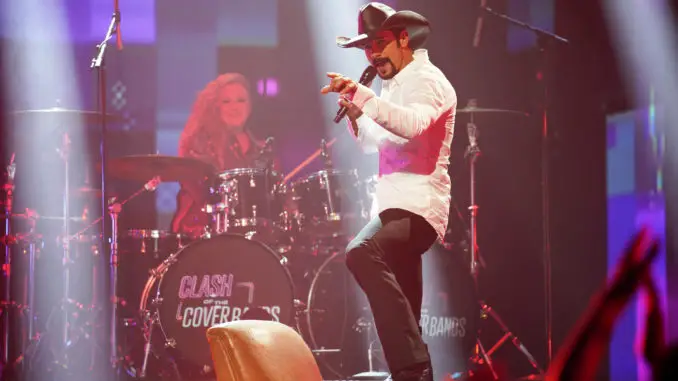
[133,234,296,377]
[122,229,189,259]
[118,229,190,315]
[208,168,285,234]
[292,169,365,237]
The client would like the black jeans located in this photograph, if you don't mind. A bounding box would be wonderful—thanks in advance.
[345,208,438,373]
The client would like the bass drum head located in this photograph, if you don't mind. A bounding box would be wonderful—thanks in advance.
[149,234,296,373]
[303,250,376,380]
[303,244,478,380]
[421,244,479,379]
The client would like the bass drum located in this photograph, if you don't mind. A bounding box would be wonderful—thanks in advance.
[303,244,478,380]
[130,234,296,379]
[299,250,374,380]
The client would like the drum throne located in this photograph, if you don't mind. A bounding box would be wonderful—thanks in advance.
[206,319,323,381]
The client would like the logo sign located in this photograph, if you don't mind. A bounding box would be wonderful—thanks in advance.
[174,273,282,328]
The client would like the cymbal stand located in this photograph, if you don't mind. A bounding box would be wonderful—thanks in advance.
[57,132,73,360]
[1,155,16,367]
[107,177,159,371]
[462,113,497,380]
[352,318,389,380]
[6,132,79,377]
[7,178,159,380]
[12,132,78,373]
[452,112,543,380]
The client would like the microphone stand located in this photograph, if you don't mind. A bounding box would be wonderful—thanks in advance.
[90,9,119,378]
[480,5,568,366]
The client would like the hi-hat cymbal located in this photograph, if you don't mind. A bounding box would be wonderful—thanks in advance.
[457,106,529,117]
[107,154,216,183]
[8,107,122,126]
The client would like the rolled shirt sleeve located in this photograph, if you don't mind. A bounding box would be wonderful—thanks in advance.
[346,113,404,154]
[351,73,447,140]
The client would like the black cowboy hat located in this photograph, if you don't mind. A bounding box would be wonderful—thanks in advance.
[336,2,431,50]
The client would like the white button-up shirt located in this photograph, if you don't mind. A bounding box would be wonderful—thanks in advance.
[350,49,457,242]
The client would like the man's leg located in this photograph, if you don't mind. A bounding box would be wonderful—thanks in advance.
[345,208,437,373]
[387,240,425,333]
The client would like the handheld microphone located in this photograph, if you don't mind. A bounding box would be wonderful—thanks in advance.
[333,65,378,123]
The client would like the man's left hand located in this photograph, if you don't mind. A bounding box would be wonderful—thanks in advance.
[321,72,358,95]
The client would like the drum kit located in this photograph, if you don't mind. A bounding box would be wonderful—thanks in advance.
[111,143,386,380]
[1,102,544,381]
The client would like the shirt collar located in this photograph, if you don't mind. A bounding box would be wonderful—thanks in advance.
[383,49,429,88]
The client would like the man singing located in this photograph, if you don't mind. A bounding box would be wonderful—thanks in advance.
[321,3,457,381]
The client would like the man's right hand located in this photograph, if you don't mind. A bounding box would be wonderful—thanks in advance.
[348,117,360,137]
[339,96,362,137]
[338,96,363,120]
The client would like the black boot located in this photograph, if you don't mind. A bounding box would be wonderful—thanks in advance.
[385,361,433,381]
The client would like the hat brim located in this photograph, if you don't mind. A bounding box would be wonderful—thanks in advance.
[336,10,431,50]
[336,34,370,49]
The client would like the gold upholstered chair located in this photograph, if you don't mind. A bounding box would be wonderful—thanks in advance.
[206,319,323,381]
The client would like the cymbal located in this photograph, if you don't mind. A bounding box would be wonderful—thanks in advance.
[457,106,529,117]
[107,155,216,183]
[8,107,122,125]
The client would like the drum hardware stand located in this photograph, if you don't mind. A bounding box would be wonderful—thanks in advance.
[139,310,158,379]
[41,132,101,371]
[110,196,172,378]
[6,132,115,379]
[352,318,389,381]
[205,177,235,235]
[28,176,161,376]
[9,247,101,381]
[58,132,73,361]
[319,139,341,226]
[137,296,182,379]
[14,131,81,373]
[105,177,160,372]
[320,138,333,169]
[450,106,543,380]
[8,127,87,374]
[1,208,42,379]
[2,155,16,368]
